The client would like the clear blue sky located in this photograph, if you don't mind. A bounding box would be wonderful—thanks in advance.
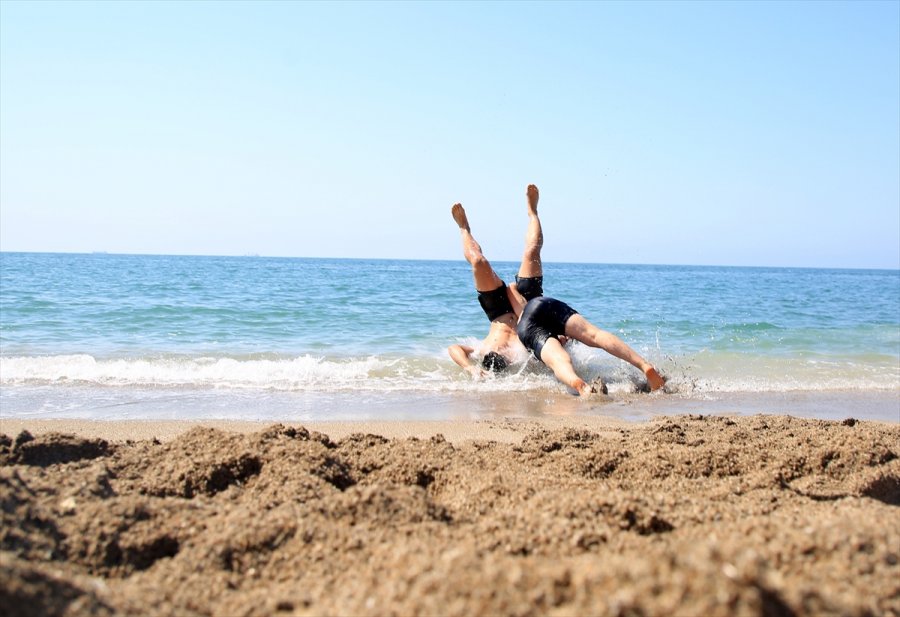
[1,0,898,268]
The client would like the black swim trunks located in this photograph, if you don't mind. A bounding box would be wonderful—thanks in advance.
[477,283,515,322]
[514,275,544,302]
[516,296,578,361]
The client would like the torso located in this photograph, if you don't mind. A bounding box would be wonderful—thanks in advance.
[480,315,525,359]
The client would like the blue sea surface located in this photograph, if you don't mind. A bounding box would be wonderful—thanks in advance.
[1,253,898,422]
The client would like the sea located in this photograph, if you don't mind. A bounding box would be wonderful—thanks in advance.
[1,252,898,423]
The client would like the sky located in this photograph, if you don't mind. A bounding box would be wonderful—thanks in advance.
[1,1,898,269]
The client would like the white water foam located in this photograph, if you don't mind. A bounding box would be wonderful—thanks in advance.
[0,354,558,393]
[2,347,897,396]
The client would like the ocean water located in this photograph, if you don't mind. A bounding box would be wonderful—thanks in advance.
[1,252,898,422]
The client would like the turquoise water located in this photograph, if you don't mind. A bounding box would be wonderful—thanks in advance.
[1,253,898,421]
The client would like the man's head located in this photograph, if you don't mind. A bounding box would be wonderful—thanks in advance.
[481,351,509,373]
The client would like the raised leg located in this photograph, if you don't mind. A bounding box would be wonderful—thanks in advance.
[517,184,544,279]
[452,203,503,292]
[564,315,666,391]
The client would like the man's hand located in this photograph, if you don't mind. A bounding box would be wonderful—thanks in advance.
[466,365,487,380]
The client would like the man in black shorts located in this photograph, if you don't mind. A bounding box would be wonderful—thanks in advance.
[508,289,667,395]
[447,184,546,378]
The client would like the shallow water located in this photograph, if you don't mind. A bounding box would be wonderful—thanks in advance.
[2,253,898,421]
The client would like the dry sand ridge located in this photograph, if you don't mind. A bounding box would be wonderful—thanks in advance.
[1,414,898,616]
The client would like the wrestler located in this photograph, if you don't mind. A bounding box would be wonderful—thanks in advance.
[447,184,545,378]
[509,291,667,395]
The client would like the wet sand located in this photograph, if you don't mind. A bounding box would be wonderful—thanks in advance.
[1,414,898,616]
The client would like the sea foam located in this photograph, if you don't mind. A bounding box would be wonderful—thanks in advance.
[2,348,896,395]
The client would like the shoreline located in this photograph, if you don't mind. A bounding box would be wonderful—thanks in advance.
[3,388,898,425]
[2,390,896,446]
[0,416,635,445]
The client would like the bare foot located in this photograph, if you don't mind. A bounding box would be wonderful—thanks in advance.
[571,378,590,396]
[574,378,607,397]
[526,184,539,216]
[644,367,667,392]
[451,203,470,231]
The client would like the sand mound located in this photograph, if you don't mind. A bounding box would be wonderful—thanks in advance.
[1,415,898,616]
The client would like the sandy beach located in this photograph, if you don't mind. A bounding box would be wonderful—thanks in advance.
[1,413,898,617]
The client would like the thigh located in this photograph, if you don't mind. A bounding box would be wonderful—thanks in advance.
[564,314,615,348]
[516,259,542,279]
[473,261,504,292]
[537,337,578,378]
[564,314,599,341]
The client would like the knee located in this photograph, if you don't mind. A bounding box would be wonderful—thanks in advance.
[470,253,490,270]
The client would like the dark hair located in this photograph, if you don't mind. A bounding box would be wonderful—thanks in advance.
[481,351,509,373]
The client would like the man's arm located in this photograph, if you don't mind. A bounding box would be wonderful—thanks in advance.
[507,283,527,319]
[448,344,485,378]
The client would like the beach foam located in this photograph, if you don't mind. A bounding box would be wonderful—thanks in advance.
[2,348,897,395]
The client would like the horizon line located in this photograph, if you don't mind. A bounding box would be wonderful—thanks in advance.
[1,250,898,273]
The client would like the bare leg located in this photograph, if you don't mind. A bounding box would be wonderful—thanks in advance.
[564,315,666,391]
[538,338,595,396]
[452,203,503,292]
[517,184,543,279]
